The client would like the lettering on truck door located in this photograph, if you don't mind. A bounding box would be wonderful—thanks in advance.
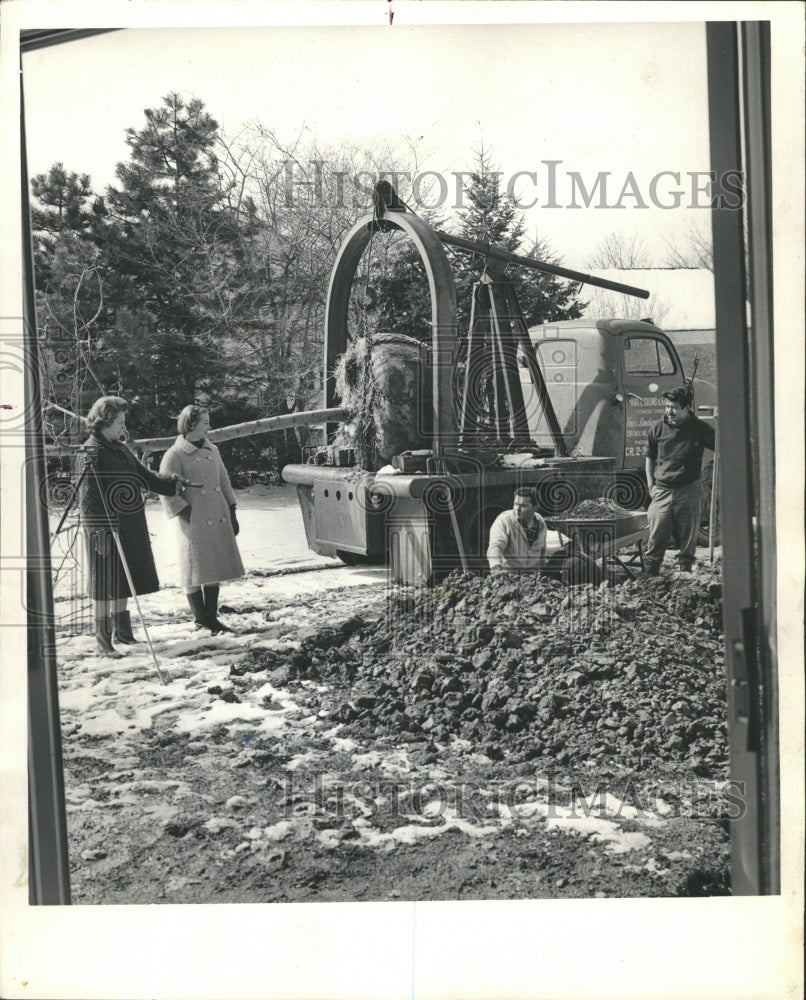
[620,335,681,467]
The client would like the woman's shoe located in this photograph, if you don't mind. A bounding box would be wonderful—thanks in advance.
[95,607,123,658]
[187,591,211,630]
[201,585,236,634]
[112,610,140,644]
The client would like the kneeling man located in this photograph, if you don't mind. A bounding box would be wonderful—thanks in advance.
[487,488,547,577]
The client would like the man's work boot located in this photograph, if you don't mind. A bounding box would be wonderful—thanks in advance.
[112,609,140,644]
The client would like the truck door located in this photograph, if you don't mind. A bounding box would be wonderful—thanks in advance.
[523,337,580,448]
[619,333,681,469]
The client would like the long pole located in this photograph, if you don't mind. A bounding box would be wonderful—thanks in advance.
[709,433,719,563]
[698,406,719,563]
[442,485,469,573]
[434,229,651,299]
[22,65,71,906]
[44,405,350,458]
[135,406,349,455]
[87,462,167,685]
[106,524,166,685]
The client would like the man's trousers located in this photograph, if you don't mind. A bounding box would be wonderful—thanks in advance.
[644,480,703,573]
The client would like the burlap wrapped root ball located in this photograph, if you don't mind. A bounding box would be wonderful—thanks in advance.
[333,334,432,470]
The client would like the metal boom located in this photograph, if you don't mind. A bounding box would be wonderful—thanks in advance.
[433,229,651,300]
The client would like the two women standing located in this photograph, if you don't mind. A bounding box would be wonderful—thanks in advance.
[79,397,244,656]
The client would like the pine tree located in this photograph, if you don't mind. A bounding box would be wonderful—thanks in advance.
[453,146,584,330]
[30,163,100,285]
[456,144,524,251]
[362,147,584,344]
[369,213,447,342]
[29,165,112,439]
[100,93,242,433]
[513,236,585,327]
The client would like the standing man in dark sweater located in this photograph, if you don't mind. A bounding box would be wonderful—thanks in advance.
[644,386,716,575]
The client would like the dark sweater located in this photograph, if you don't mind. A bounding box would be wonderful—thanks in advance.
[645,414,716,488]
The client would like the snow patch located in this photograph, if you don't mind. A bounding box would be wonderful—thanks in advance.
[331,737,361,753]
[350,749,412,775]
[204,816,238,833]
[263,820,294,842]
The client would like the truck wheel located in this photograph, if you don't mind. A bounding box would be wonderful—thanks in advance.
[336,550,371,566]
[697,462,721,548]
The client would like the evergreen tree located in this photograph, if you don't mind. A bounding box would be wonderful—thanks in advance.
[453,146,584,330]
[100,93,243,433]
[30,163,101,285]
[29,165,111,439]
[513,237,585,327]
[456,144,524,251]
[369,214,447,342]
[363,147,584,344]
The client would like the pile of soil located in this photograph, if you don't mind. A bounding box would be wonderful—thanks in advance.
[562,497,641,518]
[255,567,727,779]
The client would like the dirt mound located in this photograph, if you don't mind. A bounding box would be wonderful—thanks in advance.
[562,497,639,518]
[262,566,727,776]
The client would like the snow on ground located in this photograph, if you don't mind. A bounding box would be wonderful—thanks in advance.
[52,486,726,900]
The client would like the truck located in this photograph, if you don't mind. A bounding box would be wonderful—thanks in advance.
[281,188,688,583]
[524,318,719,543]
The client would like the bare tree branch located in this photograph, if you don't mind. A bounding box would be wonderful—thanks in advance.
[587,230,654,269]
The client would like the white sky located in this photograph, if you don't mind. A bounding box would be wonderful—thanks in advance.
[21,21,711,265]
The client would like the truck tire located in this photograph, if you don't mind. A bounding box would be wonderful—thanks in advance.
[336,550,372,566]
[697,462,721,548]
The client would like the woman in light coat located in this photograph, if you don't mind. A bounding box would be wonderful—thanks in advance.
[160,405,245,633]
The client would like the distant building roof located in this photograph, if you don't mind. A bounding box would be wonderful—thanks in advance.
[580,268,715,331]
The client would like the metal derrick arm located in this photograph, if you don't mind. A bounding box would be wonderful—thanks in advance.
[432,229,651,300]
[373,180,650,299]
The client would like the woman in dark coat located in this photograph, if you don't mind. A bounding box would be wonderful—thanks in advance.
[160,405,244,634]
[79,396,191,656]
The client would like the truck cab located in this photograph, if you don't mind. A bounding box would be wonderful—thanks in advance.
[522,318,718,509]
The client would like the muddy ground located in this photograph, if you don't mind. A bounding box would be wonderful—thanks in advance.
[56,540,732,905]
